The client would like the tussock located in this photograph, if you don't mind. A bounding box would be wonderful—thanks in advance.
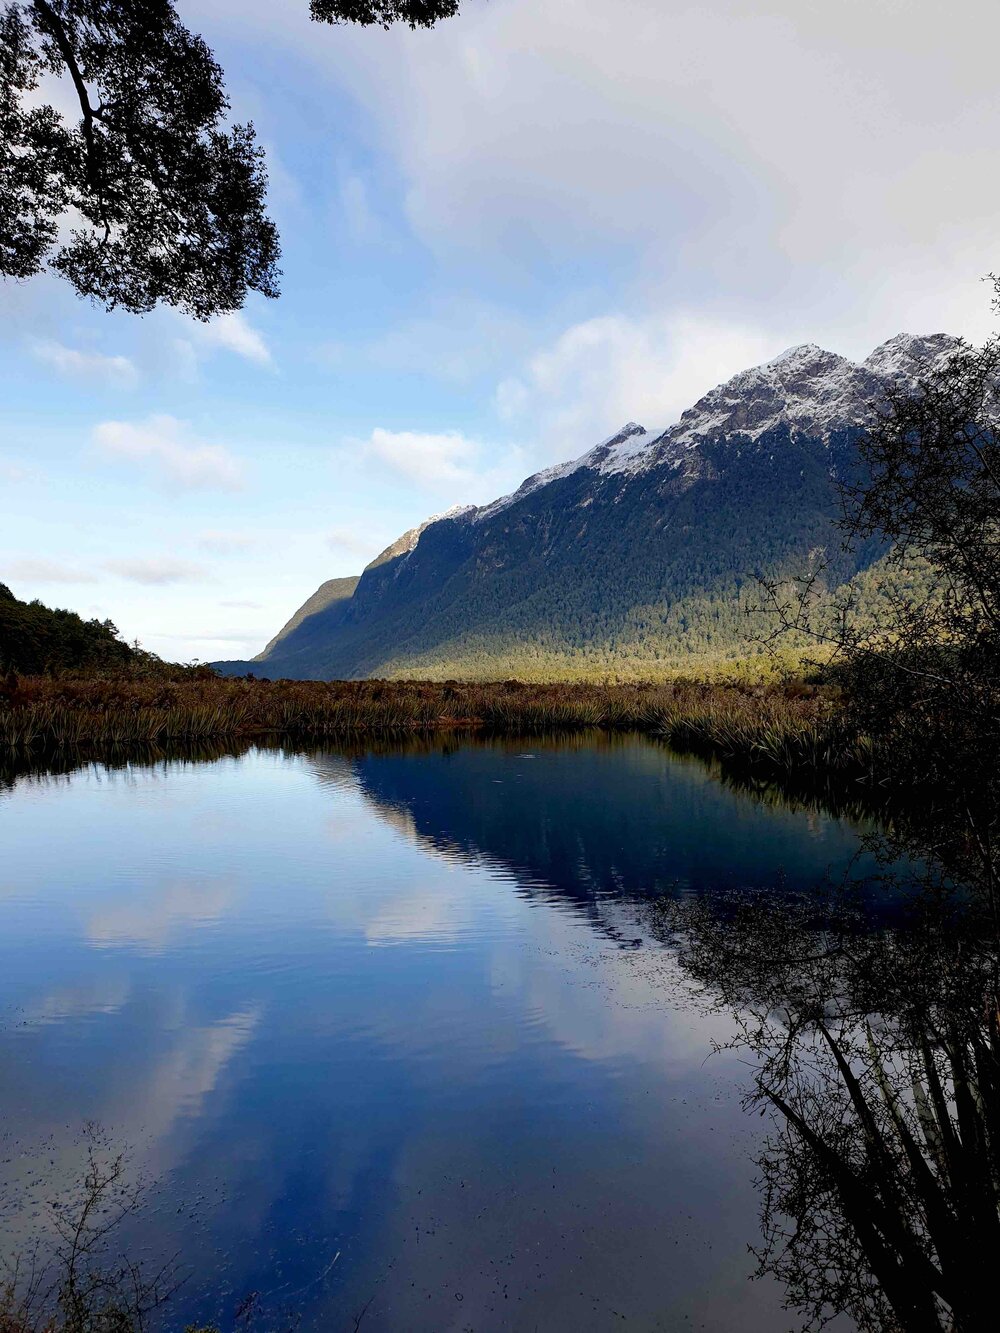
[0,674,871,784]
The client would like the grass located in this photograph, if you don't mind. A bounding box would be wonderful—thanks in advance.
[0,672,876,785]
[654,698,874,777]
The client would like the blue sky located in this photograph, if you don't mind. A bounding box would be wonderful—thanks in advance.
[1,0,997,662]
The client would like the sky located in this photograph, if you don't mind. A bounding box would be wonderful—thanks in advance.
[1,0,998,662]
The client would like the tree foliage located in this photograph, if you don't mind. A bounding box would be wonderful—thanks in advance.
[687,332,1000,1329]
[0,580,139,673]
[764,336,1000,901]
[0,0,460,317]
[310,0,459,25]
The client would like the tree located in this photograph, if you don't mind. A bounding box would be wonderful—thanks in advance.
[693,332,1000,1329]
[0,0,460,319]
[0,580,135,673]
[1,1124,185,1333]
[761,336,1000,903]
[840,338,1000,703]
[309,1,458,24]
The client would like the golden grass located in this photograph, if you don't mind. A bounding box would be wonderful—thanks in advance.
[0,673,871,782]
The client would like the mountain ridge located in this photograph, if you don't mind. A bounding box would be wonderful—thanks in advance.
[256,575,360,661]
[216,332,960,681]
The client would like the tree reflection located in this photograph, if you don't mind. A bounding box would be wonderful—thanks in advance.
[0,1124,190,1333]
[658,883,1000,1332]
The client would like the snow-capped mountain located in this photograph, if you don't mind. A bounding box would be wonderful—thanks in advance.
[217,333,960,680]
[477,332,959,513]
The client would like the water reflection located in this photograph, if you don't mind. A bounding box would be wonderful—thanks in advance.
[0,735,916,1331]
[653,880,1000,1333]
[330,733,890,919]
[340,732,999,1331]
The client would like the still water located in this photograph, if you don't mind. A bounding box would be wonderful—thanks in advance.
[0,735,878,1330]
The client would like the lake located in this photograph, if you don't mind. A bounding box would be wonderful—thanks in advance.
[0,734,879,1330]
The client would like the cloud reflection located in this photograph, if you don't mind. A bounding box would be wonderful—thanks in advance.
[86,876,235,953]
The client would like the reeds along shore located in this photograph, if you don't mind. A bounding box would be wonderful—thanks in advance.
[0,673,876,783]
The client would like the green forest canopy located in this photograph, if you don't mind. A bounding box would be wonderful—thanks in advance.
[0,580,138,673]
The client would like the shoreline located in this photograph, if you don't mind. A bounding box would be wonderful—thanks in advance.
[0,674,877,788]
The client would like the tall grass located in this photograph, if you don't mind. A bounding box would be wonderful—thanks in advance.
[0,673,871,784]
[652,701,875,780]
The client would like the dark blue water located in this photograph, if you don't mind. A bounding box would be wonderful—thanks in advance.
[0,736,873,1330]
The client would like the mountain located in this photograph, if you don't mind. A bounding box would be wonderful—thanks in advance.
[246,515,477,665]
[254,575,360,661]
[215,333,960,681]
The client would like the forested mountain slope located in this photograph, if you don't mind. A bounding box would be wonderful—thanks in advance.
[255,575,359,661]
[215,334,959,680]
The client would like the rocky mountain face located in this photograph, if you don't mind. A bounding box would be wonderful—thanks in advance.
[217,333,960,680]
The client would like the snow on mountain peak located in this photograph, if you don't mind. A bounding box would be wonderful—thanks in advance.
[767,342,833,369]
[582,421,655,475]
[862,332,962,379]
[366,503,477,570]
[661,332,961,454]
[413,332,963,538]
[472,422,657,522]
[433,502,478,523]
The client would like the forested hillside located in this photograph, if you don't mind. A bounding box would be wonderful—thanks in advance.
[255,576,360,661]
[0,584,138,675]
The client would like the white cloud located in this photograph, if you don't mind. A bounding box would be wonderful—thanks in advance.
[494,377,529,422]
[365,302,528,383]
[338,170,385,245]
[497,312,775,462]
[364,427,482,489]
[315,300,528,385]
[348,425,530,508]
[364,881,469,947]
[141,630,261,661]
[3,558,97,585]
[93,415,246,492]
[87,876,234,952]
[171,337,200,382]
[190,311,273,366]
[29,339,138,387]
[230,0,999,348]
[160,631,258,644]
[0,462,32,483]
[103,557,209,586]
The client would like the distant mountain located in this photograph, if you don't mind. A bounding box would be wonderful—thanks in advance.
[215,333,960,681]
[255,575,359,661]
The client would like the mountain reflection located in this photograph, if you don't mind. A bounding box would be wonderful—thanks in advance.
[313,733,887,924]
[7,732,979,1330]
[310,734,999,1331]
